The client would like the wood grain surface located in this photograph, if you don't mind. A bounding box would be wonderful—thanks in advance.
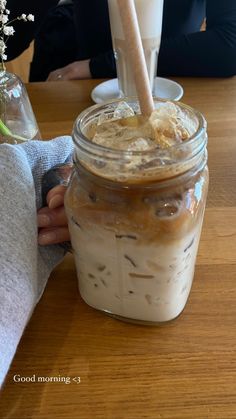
[1,78,236,419]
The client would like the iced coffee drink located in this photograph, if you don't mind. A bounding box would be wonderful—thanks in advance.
[108,0,164,97]
[65,99,208,324]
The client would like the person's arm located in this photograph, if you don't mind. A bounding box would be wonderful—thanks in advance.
[74,0,236,79]
[158,0,236,77]
[0,137,73,387]
[89,50,117,78]
[6,0,59,60]
[77,0,236,78]
[73,0,116,78]
[46,51,117,81]
[47,0,117,81]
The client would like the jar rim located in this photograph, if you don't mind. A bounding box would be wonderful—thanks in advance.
[73,97,207,158]
[72,97,207,183]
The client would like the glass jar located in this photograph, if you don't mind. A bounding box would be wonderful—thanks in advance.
[65,98,208,325]
[108,0,164,97]
[0,71,40,144]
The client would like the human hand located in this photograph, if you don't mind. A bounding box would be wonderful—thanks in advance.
[38,185,69,245]
[47,59,91,81]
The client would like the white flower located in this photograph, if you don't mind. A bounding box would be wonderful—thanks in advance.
[18,13,34,22]
[0,39,6,54]
[0,2,34,64]
[3,25,14,36]
[20,13,27,22]
[27,14,34,22]
[0,0,6,12]
[0,14,8,24]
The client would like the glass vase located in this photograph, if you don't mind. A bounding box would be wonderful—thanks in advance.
[0,69,40,144]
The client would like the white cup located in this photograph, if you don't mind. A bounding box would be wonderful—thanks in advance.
[108,0,164,97]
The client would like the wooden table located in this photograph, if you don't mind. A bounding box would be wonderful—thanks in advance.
[1,78,236,419]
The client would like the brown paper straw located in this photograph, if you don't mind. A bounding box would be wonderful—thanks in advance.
[117,0,155,116]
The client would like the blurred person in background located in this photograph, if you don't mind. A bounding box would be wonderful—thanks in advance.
[7,0,236,81]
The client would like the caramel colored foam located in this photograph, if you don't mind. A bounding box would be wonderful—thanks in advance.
[66,166,208,243]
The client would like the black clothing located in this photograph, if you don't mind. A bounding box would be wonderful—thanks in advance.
[86,0,236,78]
[6,0,236,80]
[158,0,236,77]
[6,0,58,60]
[29,4,78,82]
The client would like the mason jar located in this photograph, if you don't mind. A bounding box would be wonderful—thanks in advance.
[64,98,208,325]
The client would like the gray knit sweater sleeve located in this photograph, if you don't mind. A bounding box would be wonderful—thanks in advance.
[0,136,74,387]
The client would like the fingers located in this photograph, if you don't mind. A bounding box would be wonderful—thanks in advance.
[47,65,72,81]
[38,227,70,245]
[46,185,67,209]
[47,68,64,82]
[47,60,91,81]
[38,199,70,245]
[38,205,68,228]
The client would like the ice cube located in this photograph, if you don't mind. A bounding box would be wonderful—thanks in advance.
[97,111,113,126]
[176,107,198,139]
[93,120,121,147]
[149,102,197,146]
[113,102,135,120]
[127,138,156,152]
[93,116,152,150]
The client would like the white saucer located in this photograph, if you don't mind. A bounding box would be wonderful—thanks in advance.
[91,77,184,104]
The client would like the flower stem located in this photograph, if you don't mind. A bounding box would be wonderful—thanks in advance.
[0,118,28,142]
[0,60,6,72]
